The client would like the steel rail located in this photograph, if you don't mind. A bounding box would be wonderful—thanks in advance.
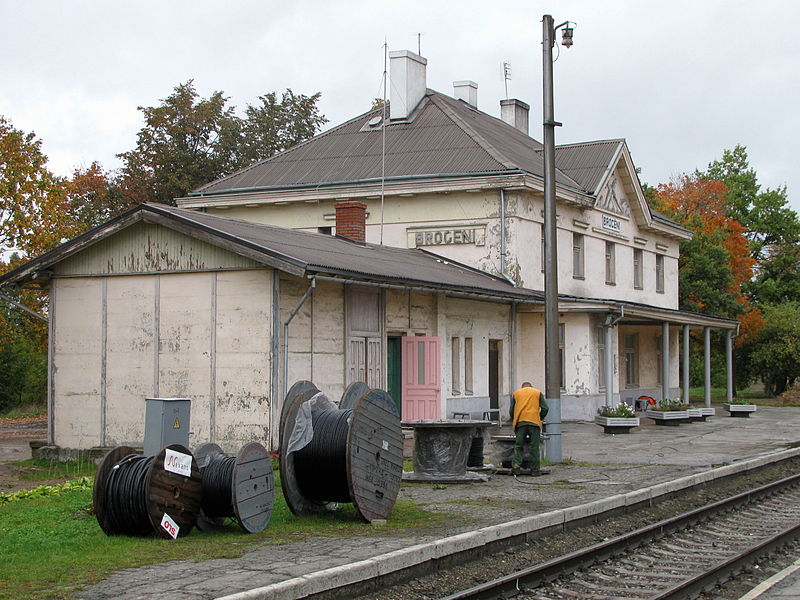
[438,472,800,600]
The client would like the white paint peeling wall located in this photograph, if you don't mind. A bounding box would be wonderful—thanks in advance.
[52,278,104,448]
[280,278,346,403]
[52,269,273,452]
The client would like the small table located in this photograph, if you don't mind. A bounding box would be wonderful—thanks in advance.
[401,419,492,483]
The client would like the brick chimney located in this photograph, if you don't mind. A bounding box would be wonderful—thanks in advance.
[389,50,427,120]
[500,98,530,135]
[334,201,367,243]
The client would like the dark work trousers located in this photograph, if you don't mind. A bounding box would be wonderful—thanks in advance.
[512,423,541,471]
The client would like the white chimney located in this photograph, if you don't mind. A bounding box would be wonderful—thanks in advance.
[453,80,478,108]
[500,98,530,135]
[389,50,427,120]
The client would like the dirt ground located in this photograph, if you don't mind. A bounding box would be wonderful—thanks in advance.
[0,416,51,493]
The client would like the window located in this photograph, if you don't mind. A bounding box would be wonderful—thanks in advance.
[597,327,606,391]
[451,337,460,394]
[623,333,638,388]
[317,226,333,235]
[572,233,585,279]
[656,254,665,293]
[655,334,662,385]
[605,241,616,285]
[464,337,473,394]
[558,323,565,391]
[633,248,643,290]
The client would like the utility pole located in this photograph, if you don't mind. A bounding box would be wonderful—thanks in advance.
[542,14,573,463]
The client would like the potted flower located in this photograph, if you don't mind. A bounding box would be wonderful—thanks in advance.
[595,402,640,434]
[645,397,689,426]
[724,398,757,417]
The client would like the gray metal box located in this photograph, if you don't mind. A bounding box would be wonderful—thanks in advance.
[144,398,191,456]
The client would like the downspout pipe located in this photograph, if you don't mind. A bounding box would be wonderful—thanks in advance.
[283,277,316,398]
[500,189,506,276]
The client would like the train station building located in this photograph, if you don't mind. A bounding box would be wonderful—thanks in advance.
[0,50,737,452]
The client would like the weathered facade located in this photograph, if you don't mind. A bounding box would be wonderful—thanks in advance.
[178,50,737,423]
[0,51,739,453]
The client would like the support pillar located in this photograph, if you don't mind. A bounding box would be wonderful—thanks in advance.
[704,326,711,408]
[682,325,690,407]
[726,329,734,403]
[604,323,614,407]
[661,322,670,401]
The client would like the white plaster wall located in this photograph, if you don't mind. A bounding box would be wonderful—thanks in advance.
[104,276,156,446]
[54,269,276,451]
[280,278,346,403]
[443,297,511,414]
[213,270,272,452]
[52,278,104,449]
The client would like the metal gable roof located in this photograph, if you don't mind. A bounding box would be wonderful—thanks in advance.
[546,139,624,194]
[0,204,542,302]
[189,90,586,197]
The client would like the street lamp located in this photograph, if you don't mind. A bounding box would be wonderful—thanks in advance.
[542,15,574,464]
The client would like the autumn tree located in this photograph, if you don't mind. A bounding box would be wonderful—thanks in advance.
[654,176,757,326]
[0,117,65,410]
[67,161,134,231]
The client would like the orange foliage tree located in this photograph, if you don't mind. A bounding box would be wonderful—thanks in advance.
[654,175,762,344]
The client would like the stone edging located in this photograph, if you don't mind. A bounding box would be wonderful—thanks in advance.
[215,447,800,600]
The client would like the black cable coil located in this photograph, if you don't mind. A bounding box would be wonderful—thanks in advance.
[200,456,236,518]
[293,408,353,503]
[104,454,154,536]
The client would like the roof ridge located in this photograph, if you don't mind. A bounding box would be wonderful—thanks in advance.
[427,92,519,171]
[191,106,384,196]
[554,138,625,149]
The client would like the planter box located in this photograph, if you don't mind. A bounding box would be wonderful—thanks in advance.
[686,408,704,422]
[700,407,715,419]
[724,403,757,417]
[645,409,689,426]
[594,415,640,434]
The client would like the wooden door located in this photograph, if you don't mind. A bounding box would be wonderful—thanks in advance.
[401,336,440,420]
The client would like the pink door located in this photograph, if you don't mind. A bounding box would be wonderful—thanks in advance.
[401,336,440,420]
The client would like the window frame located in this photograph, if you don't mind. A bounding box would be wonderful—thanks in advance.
[605,240,616,285]
[633,248,643,290]
[572,232,585,279]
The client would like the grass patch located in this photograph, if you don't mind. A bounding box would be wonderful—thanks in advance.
[688,387,767,403]
[0,405,46,421]
[9,459,97,482]
[0,469,443,600]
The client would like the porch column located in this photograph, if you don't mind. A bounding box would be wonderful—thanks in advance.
[704,326,711,408]
[661,322,670,401]
[682,325,690,406]
[604,323,614,407]
[726,329,734,403]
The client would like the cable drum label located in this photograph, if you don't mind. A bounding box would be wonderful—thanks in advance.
[164,448,192,477]
[160,512,180,539]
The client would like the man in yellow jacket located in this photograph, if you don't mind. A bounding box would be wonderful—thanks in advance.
[510,382,549,475]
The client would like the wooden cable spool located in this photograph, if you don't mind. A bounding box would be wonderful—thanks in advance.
[194,441,275,533]
[93,444,202,538]
[279,381,403,523]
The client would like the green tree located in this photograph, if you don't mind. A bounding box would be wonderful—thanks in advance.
[117,82,327,205]
[117,81,243,205]
[239,89,327,164]
[702,145,800,261]
[744,302,800,396]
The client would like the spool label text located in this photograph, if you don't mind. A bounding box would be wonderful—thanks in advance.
[160,512,180,539]
[164,448,192,477]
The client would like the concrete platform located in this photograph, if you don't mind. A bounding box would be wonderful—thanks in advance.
[76,403,800,600]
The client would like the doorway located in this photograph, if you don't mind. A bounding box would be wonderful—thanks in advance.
[387,336,402,417]
[489,339,500,410]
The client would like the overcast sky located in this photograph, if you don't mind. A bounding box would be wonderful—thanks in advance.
[2,0,798,213]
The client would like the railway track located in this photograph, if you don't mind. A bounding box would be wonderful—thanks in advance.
[441,473,800,600]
